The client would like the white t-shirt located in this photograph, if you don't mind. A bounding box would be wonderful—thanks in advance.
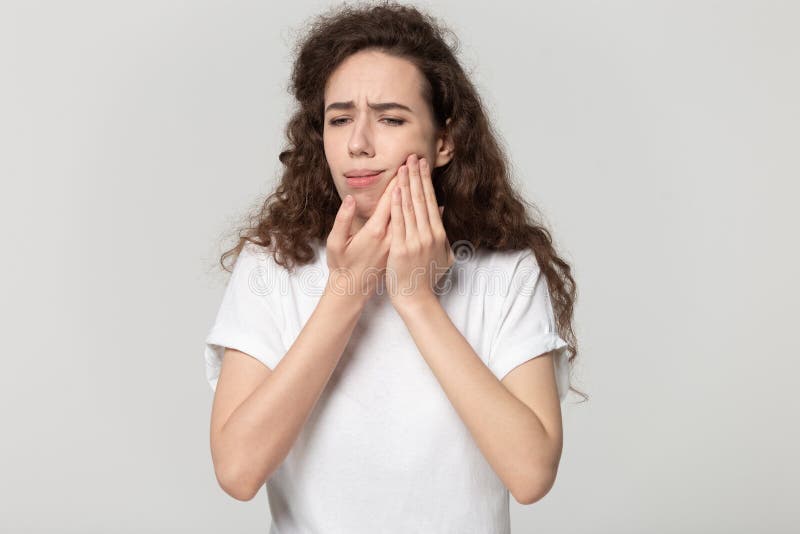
[204,238,569,534]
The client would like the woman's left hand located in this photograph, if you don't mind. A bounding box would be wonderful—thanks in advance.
[386,153,455,309]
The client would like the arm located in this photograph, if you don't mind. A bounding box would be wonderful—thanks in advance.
[394,297,563,505]
[384,154,562,503]
[211,171,398,501]
[210,281,366,501]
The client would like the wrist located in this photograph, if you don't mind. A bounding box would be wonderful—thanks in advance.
[323,277,370,311]
[391,292,439,317]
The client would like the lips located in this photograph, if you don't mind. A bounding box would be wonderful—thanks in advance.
[344,169,385,177]
[345,170,383,188]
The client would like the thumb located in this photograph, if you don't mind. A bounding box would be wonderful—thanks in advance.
[329,195,356,247]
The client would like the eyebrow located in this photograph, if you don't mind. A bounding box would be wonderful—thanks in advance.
[324,101,414,114]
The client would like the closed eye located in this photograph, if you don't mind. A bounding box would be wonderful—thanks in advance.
[328,117,406,127]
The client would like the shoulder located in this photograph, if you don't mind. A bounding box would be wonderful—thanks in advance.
[235,239,306,279]
[237,238,328,300]
[453,246,537,293]
[238,239,278,265]
[435,246,536,310]
[465,246,536,270]
[226,240,287,299]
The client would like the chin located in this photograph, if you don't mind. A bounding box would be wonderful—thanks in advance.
[351,183,385,196]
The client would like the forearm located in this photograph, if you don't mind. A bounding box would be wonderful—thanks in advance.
[395,297,559,503]
[219,283,365,498]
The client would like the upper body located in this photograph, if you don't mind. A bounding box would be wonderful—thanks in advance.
[204,238,569,533]
[205,4,580,531]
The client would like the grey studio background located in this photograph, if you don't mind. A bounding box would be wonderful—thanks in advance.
[1,1,798,532]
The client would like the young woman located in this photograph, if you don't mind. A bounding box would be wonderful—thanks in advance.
[204,3,583,532]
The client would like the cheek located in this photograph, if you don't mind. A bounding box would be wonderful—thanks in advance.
[381,132,428,163]
[322,126,343,147]
[322,136,340,167]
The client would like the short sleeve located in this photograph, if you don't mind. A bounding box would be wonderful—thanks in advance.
[203,242,287,392]
[487,250,570,402]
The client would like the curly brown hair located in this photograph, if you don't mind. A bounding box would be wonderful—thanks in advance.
[217,1,586,402]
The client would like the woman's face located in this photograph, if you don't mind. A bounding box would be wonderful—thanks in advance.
[323,49,452,233]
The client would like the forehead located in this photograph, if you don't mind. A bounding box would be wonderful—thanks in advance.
[324,50,427,108]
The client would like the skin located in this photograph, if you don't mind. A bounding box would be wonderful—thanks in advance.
[323,49,454,235]
[208,49,564,504]
[322,49,565,503]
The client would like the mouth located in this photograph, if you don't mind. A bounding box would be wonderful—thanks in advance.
[345,170,384,188]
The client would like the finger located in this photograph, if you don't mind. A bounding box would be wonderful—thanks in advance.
[399,166,418,240]
[390,184,405,244]
[328,194,355,248]
[420,157,445,235]
[407,155,432,238]
[364,176,399,233]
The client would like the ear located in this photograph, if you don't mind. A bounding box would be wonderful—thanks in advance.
[433,117,454,168]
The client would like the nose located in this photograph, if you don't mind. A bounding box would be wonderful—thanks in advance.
[347,114,374,158]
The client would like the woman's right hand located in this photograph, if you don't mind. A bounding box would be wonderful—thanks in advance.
[325,177,399,305]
